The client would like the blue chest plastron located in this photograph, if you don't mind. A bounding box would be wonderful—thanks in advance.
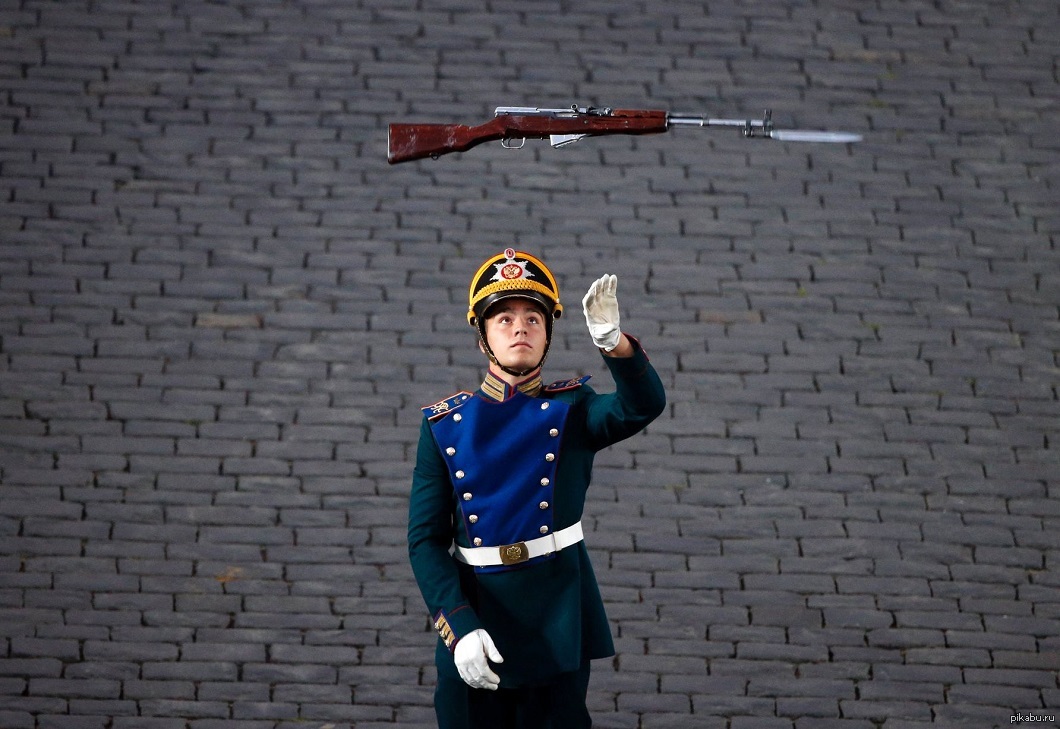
[428,391,571,570]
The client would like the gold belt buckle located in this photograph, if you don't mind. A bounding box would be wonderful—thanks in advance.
[499,541,529,566]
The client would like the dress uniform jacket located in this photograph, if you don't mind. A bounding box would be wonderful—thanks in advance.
[408,338,666,687]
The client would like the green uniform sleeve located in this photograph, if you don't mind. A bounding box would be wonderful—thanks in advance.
[584,335,667,451]
[407,417,483,652]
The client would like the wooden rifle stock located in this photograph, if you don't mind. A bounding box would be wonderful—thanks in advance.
[387,110,669,164]
[388,118,509,164]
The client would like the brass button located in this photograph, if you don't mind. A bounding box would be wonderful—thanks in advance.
[541,402,549,410]
[545,453,555,462]
[549,428,559,437]
[453,414,462,422]
[463,493,472,501]
[446,447,456,456]
[455,470,465,479]
[473,537,482,546]
[540,478,550,486]
[468,515,478,524]
[539,526,549,535]
[539,501,549,510]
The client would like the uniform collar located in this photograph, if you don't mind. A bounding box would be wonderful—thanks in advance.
[480,369,543,401]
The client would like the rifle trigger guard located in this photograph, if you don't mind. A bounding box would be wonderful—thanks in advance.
[500,137,526,150]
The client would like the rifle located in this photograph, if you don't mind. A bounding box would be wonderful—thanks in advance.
[387,105,862,164]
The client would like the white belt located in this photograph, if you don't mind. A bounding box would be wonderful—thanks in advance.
[453,521,584,567]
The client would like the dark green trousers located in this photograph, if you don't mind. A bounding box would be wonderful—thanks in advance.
[434,661,592,729]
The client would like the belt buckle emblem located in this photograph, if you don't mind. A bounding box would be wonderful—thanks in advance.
[499,542,528,566]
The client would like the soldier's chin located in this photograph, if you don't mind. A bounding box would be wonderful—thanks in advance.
[500,354,538,371]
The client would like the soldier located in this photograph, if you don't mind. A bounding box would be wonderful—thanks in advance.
[408,248,666,728]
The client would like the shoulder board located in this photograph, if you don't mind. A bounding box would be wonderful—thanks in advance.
[422,391,473,421]
[544,375,592,393]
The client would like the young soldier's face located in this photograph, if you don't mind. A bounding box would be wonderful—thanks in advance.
[482,299,548,373]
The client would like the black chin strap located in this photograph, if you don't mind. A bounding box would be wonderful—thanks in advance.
[478,331,549,377]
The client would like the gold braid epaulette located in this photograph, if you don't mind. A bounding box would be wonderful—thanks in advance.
[421,391,473,421]
[543,375,591,393]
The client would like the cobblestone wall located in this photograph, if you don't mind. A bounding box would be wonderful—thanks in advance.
[0,1,1057,727]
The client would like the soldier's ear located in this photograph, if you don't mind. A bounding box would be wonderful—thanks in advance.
[477,339,486,354]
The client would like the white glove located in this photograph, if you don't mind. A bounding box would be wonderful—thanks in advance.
[453,628,504,690]
[582,274,622,351]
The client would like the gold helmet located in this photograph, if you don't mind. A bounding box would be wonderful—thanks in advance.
[468,248,563,375]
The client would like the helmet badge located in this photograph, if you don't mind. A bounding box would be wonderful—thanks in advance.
[492,248,535,283]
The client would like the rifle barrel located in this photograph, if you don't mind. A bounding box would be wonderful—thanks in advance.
[667,113,861,142]
[667,115,764,128]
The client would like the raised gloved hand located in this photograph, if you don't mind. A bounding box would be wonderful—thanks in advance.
[453,628,504,690]
[582,274,622,352]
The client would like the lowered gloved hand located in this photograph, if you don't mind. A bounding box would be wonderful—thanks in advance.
[582,274,622,352]
[454,628,504,690]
